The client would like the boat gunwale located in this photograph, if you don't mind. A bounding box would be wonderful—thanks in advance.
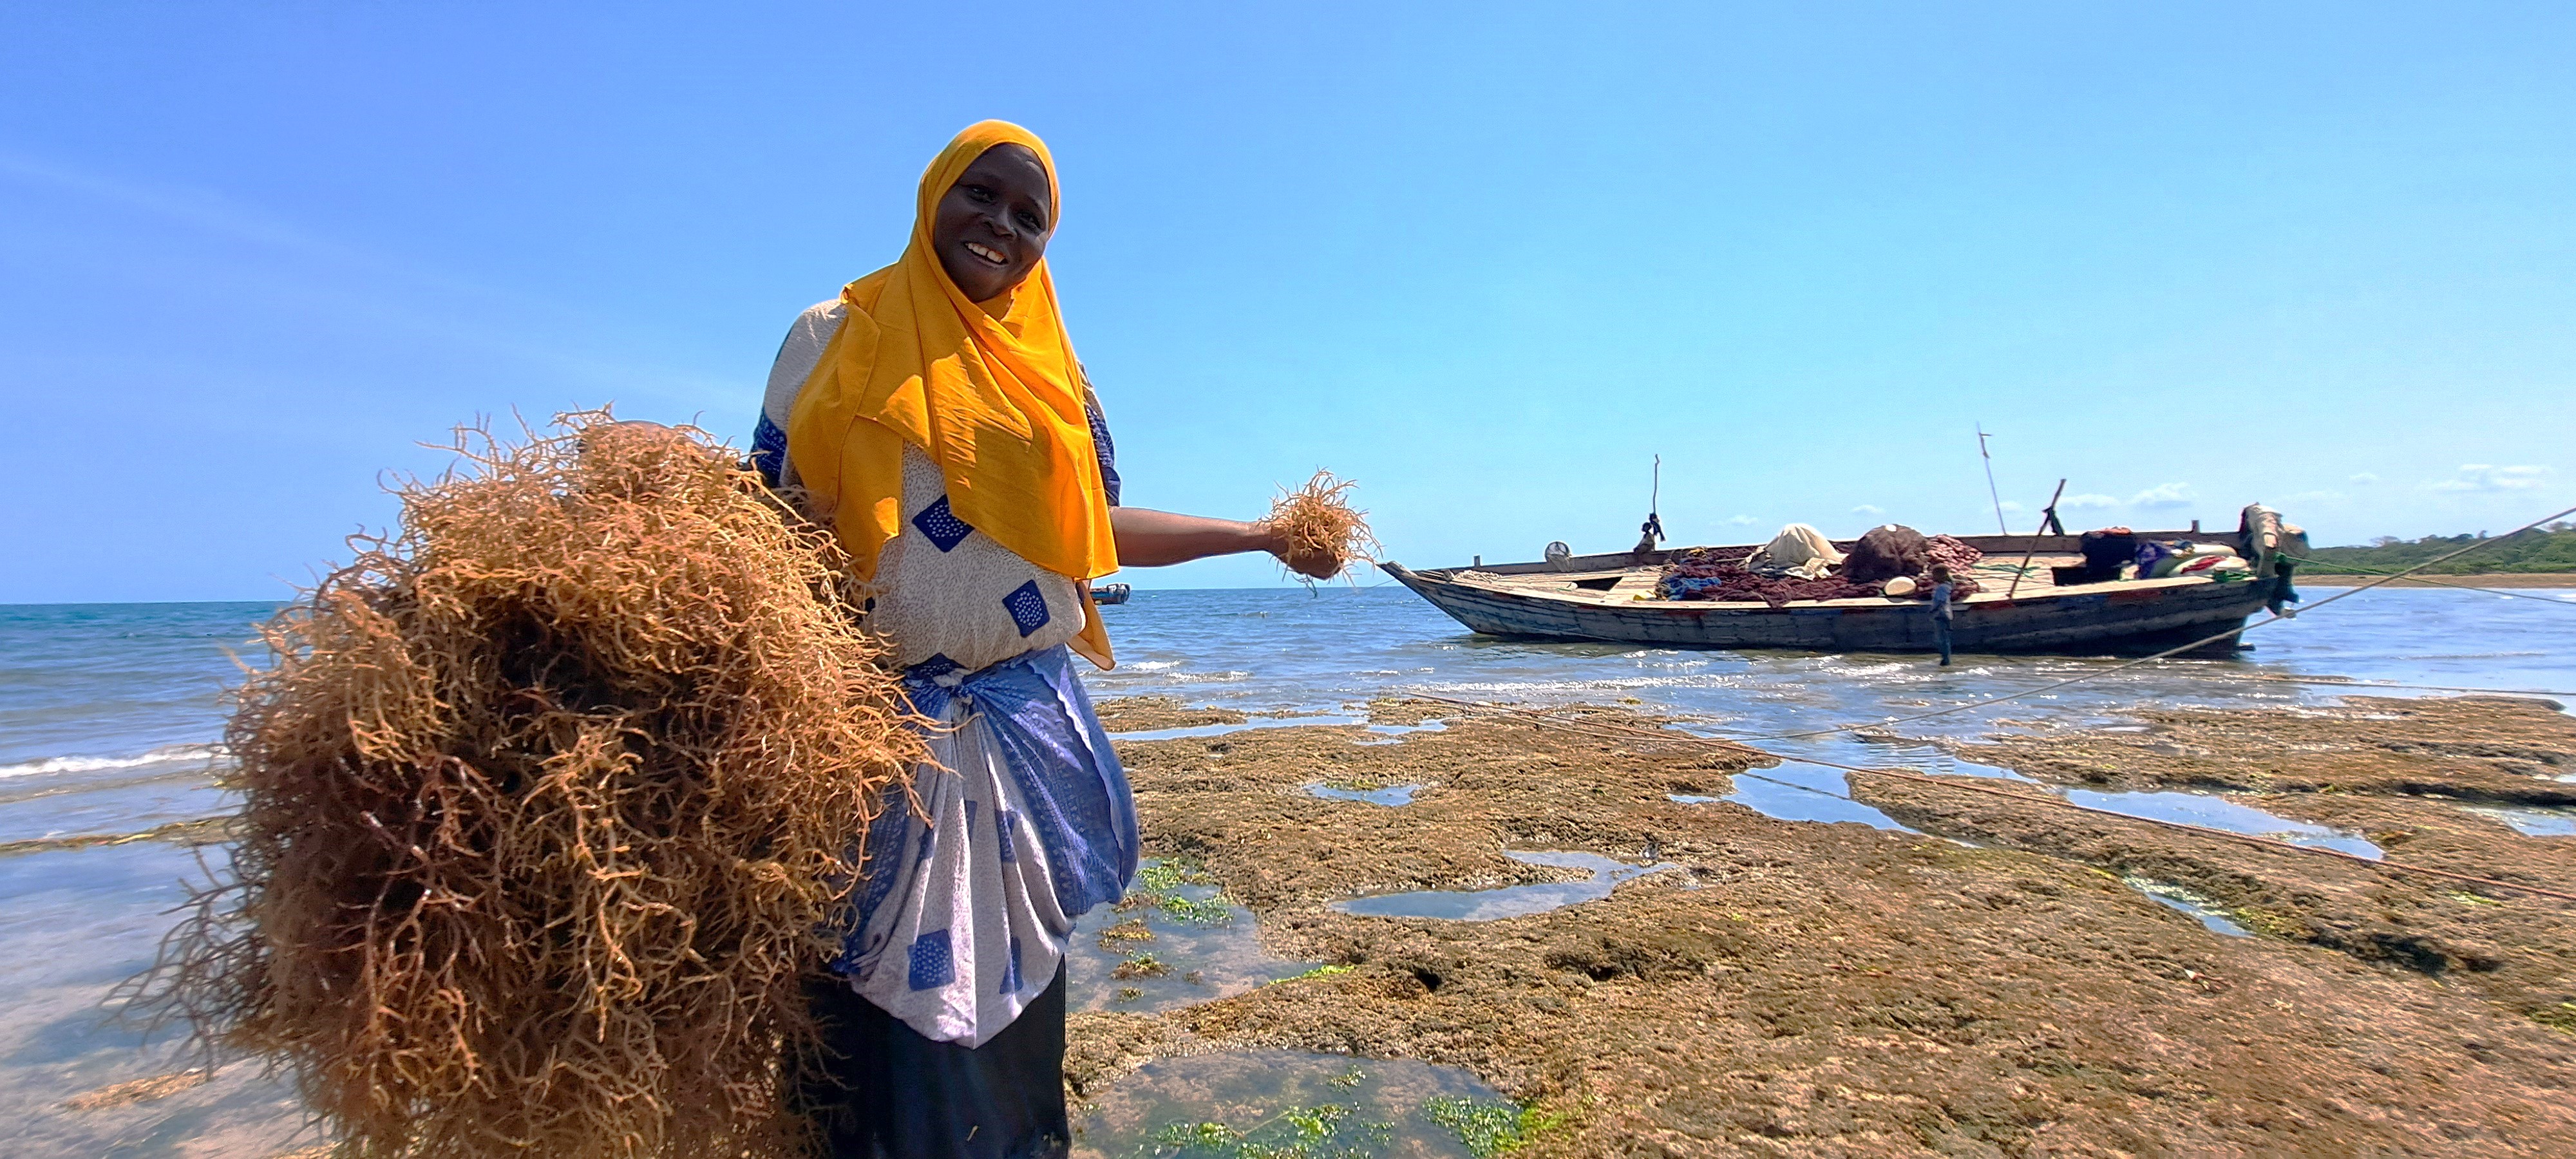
[1385,531,2252,614]
[1392,570,2240,614]
[1416,529,2220,580]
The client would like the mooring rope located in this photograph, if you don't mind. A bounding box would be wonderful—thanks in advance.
[1411,692,2576,905]
[2278,556,2576,607]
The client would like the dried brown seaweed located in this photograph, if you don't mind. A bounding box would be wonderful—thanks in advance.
[135,411,923,1159]
[1263,470,1379,586]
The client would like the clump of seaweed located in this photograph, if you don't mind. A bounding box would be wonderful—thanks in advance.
[1111,953,1171,980]
[1262,471,1379,587]
[1097,918,1157,948]
[136,411,925,1159]
[1115,859,1235,926]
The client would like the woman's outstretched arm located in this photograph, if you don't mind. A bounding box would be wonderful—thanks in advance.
[1110,507,1338,578]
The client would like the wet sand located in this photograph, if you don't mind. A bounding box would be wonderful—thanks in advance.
[1095,696,1255,731]
[1072,693,2576,1155]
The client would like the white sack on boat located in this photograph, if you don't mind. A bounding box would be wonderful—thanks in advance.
[1746,523,1845,580]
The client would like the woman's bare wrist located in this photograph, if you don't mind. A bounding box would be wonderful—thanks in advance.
[1110,508,1292,567]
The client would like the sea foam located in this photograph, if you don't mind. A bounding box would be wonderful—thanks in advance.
[0,744,224,779]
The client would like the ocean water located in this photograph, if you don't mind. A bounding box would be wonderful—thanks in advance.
[1331,851,1676,920]
[1093,583,2576,831]
[2,585,2571,1153]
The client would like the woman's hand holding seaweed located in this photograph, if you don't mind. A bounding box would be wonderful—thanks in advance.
[1262,522,1341,579]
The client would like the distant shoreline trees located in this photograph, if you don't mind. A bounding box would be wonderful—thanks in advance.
[2303,523,2576,574]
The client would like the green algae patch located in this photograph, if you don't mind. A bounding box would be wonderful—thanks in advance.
[1122,859,1238,926]
[1423,1096,1567,1158]
[1282,963,1356,983]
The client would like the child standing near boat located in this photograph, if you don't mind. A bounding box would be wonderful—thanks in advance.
[1929,563,1955,666]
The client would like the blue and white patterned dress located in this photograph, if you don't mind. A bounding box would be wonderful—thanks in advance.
[757,299,1136,1048]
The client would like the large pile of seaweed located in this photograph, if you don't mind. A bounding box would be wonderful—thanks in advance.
[146,413,925,1159]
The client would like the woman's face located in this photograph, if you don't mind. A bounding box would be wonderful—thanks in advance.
[933,144,1055,302]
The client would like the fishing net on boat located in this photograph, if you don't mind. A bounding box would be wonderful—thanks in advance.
[1656,533,1989,604]
[1264,469,1379,585]
[140,412,925,1159]
[1921,535,1987,595]
[1656,560,1881,606]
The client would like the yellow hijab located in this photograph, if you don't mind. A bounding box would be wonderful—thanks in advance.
[786,120,1118,667]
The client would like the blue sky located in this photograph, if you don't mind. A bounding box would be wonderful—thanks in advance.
[3,3,2570,602]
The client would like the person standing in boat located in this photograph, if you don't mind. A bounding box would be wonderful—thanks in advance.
[753,121,1333,1158]
[1928,563,1956,666]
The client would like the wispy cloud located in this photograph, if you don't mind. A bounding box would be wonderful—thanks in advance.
[2061,493,2120,510]
[2130,483,2195,509]
[1724,514,1761,526]
[0,149,356,262]
[2428,464,2552,493]
[0,147,723,405]
[2348,473,2380,485]
[1998,500,2025,514]
[1852,504,1884,516]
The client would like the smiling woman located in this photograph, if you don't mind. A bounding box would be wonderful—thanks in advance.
[933,143,1053,302]
[747,122,1334,1159]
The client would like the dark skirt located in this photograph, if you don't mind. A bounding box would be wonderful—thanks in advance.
[797,963,1072,1159]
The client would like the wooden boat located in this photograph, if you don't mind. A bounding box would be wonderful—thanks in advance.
[1380,530,2276,655]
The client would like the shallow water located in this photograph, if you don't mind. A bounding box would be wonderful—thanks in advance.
[1352,719,1449,747]
[1,587,2570,1143]
[2121,876,2254,938]
[0,603,263,851]
[8,588,2569,849]
[1095,586,2576,718]
[1110,716,1450,746]
[0,842,308,1158]
[1070,1048,1506,1158]
[1332,851,1672,920]
[1109,715,1367,743]
[2461,805,2576,838]
[1067,872,1315,1014]
[1091,585,2574,849]
[1307,783,1425,807]
[1722,770,1919,829]
[0,755,234,847]
[1669,759,2387,859]
[2066,789,2383,859]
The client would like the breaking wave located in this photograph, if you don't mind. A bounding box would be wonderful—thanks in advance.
[0,744,224,779]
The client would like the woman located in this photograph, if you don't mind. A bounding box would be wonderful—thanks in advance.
[755,121,1329,1159]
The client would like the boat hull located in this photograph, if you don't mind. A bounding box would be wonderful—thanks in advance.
[1380,560,2269,655]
